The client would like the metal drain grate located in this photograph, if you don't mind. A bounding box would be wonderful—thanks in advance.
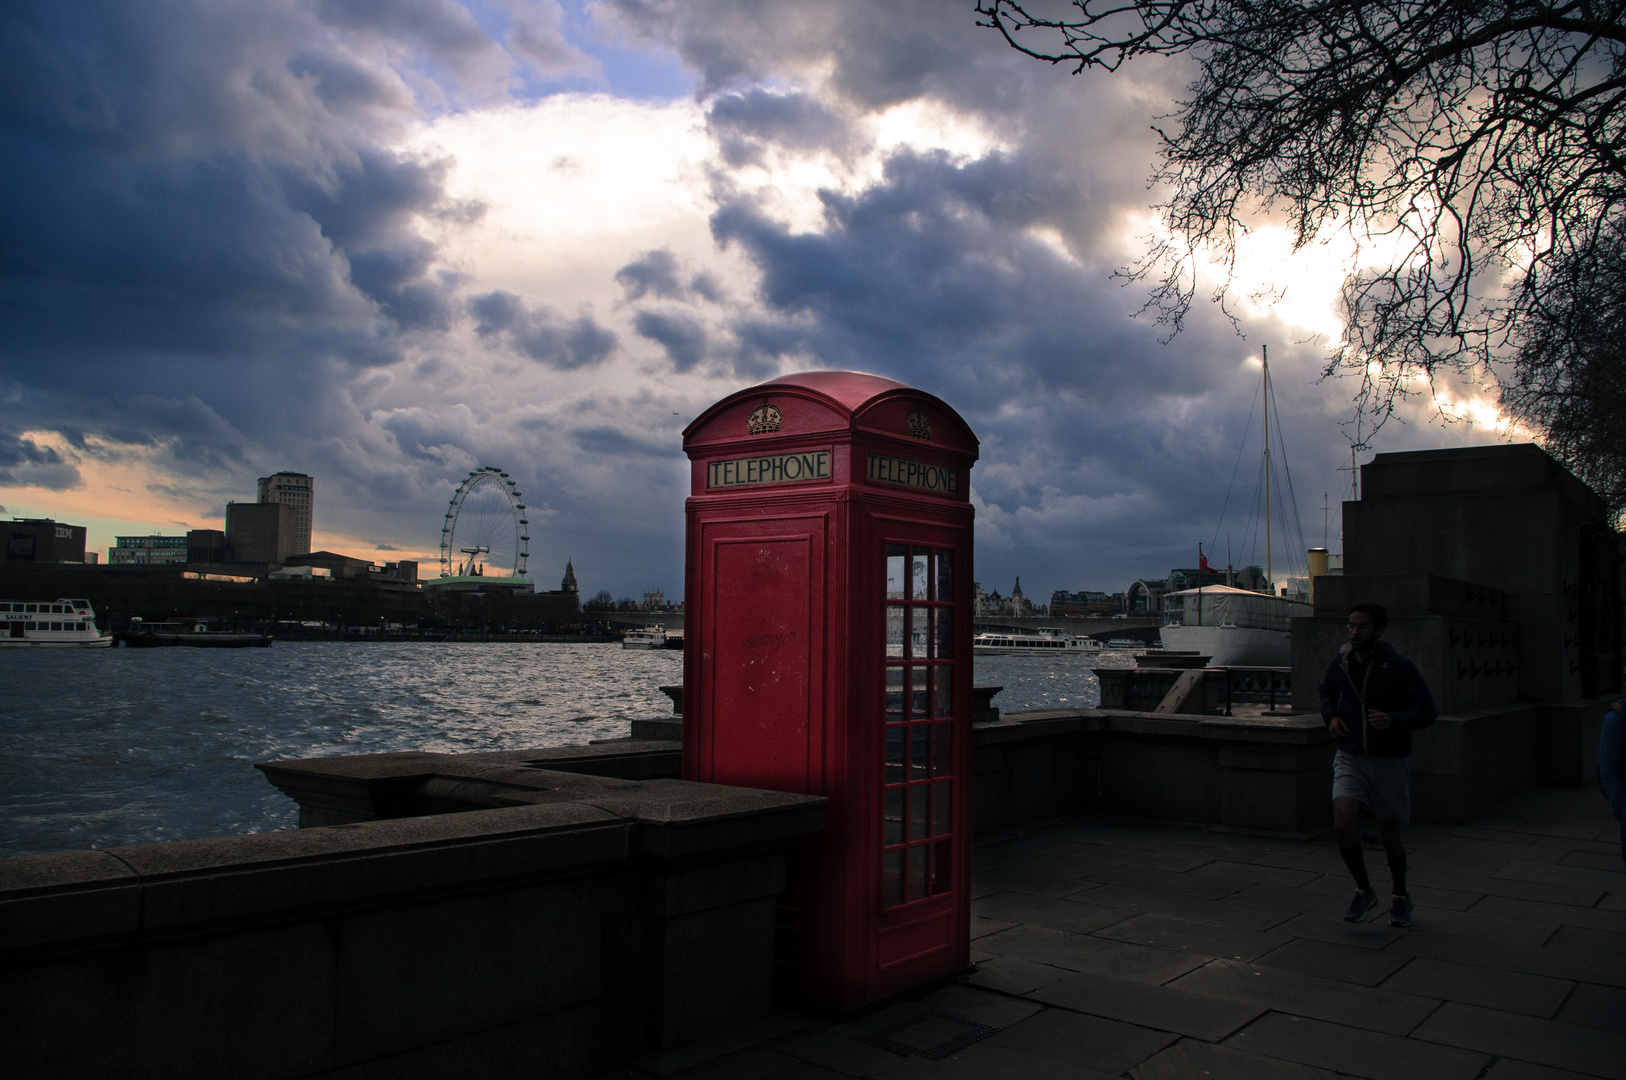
[861,1010,1001,1061]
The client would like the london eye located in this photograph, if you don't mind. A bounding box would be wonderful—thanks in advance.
[439,466,530,579]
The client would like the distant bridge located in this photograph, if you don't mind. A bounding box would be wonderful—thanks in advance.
[600,612,1161,641]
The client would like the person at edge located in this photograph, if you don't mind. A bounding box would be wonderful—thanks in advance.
[1319,602,1438,927]
[1602,699,1625,889]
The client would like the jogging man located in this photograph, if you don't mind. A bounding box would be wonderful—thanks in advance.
[1319,602,1437,927]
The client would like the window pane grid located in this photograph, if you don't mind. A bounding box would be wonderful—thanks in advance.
[882,543,957,909]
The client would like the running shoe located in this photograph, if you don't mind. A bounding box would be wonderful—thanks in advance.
[1343,888,1378,922]
[1388,893,1414,928]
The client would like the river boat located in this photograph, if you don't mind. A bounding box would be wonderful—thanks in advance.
[1105,638,1144,651]
[1159,585,1310,666]
[0,598,113,648]
[1161,344,1313,667]
[621,625,667,650]
[972,628,1100,655]
[122,620,272,648]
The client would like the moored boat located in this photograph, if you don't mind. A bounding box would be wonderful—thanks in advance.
[0,598,113,648]
[122,620,272,648]
[972,627,1100,655]
[1158,585,1310,666]
[621,625,667,650]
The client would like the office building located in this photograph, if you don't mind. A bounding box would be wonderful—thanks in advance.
[110,535,189,566]
[226,502,297,564]
[256,472,313,555]
[5,518,87,563]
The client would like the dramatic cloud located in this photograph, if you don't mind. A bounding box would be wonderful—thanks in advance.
[0,0,1525,601]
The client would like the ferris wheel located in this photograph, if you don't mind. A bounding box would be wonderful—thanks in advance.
[440,466,530,578]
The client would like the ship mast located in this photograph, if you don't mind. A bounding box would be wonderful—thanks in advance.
[1263,345,1272,594]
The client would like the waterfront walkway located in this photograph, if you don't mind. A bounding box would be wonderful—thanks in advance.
[622,786,1625,1080]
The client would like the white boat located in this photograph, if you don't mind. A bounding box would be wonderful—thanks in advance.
[972,628,1101,655]
[1159,585,1310,666]
[0,598,113,648]
[1105,638,1144,651]
[621,625,667,650]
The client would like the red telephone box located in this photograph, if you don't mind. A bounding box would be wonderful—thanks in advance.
[682,371,978,1009]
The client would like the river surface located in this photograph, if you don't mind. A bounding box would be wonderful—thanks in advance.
[0,642,1141,858]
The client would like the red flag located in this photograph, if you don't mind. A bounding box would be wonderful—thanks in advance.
[1199,550,1215,575]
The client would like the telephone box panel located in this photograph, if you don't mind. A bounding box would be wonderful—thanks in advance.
[683,371,978,1008]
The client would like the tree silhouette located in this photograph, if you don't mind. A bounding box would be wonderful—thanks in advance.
[978,0,1626,514]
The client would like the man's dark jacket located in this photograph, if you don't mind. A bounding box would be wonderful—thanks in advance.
[1318,640,1437,757]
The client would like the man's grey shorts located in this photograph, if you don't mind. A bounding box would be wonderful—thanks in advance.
[1333,749,1411,822]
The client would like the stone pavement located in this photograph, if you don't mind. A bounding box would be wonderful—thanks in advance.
[617,787,1626,1080]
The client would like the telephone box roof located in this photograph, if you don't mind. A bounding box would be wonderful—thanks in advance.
[683,370,978,455]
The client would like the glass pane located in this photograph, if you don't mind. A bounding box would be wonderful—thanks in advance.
[883,849,904,908]
[886,545,906,600]
[935,607,953,660]
[911,549,930,601]
[886,667,903,717]
[908,844,928,902]
[885,725,905,784]
[884,788,904,846]
[934,664,953,718]
[932,780,953,836]
[886,605,905,658]
[932,838,953,894]
[910,724,929,780]
[911,607,930,659]
[911,667,928,718]
[934,721,953,776]
[908,785,928,841]
[937,549,953,600]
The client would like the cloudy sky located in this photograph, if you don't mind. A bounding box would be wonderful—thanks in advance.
[0,1,1522,601]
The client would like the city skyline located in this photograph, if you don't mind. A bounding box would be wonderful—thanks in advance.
[0,2,1527,601]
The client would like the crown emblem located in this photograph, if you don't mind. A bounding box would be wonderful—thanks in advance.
[747,401,783,434]
[906,408,932,440]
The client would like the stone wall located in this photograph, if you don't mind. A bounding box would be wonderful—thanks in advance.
[0,766,823,1080]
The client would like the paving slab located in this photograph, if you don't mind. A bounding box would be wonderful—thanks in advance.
[1224,1012,1487,1080]
[1267,910,1411,950]
[1493,859,1626,893]
[1091,911,1292,961]
[963,956,1071,996]
[1543,923,1626,953]
[1029,969,1265,1040]
[1253,937,1412,986]
[677,1049,806,1080]
[1410,1001,1626,1077]
[986,1006,1177,1075]
[1384,929,1626,987]
[775,1033,901,1079]
[970,891,1135,935]
[968,868,1104,898]
[976,924,1209,983]
[1087,863,1262,899]
[1555,983,1626,1033]
[1408,866,1604,908]
[870,1040,1121,1080]
[967,915,1012,940]
[1129,1037,1342,1080]
[1480,1060,1601,1080]
[1168,957,1441,1036]
[1378,956,1572,1017]
[1394,905,1559,946]
[1063,845,1213,873]
[1076,883,1292,931]
[921,984,1044,1030]
[1467,893,1626,933]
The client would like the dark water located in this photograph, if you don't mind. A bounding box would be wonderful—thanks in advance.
[0,642,1140,858]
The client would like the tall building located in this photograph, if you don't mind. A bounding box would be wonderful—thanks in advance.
[110,534,189,566]
[256,472,313,555]
[4,518,87,563]
[226,502,297,564]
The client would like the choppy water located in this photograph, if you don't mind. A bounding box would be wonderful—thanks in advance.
[0,642,1141,858]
